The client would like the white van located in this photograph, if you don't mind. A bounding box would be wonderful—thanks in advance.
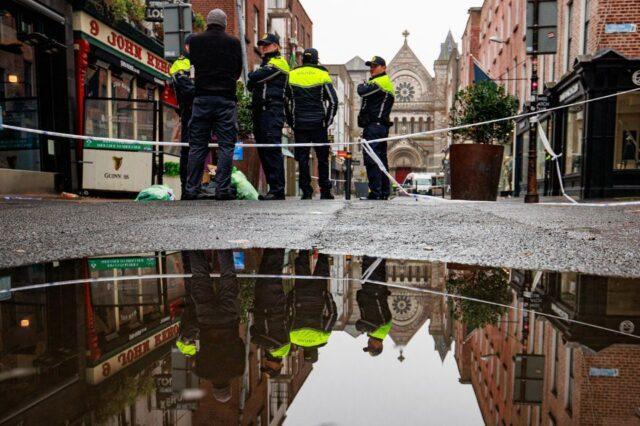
[402,173,435,195]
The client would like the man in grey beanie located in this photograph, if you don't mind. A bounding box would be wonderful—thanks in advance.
[184,9,243,200]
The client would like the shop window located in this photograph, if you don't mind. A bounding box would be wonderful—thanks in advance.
[111,73,135,139]
[606,278,640,316]
[613,92,640,170]
[564,105,584,175]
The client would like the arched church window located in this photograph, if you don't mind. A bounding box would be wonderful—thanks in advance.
[418,117,424,132]
[410,118,415,133]
[394,117,399,134]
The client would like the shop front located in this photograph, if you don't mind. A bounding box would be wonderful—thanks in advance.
[549,50,640,199]
[0,0,76,194]
[73,6,179,196]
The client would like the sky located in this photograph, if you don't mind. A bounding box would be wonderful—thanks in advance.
[299,0,481,74]
[284,323,483,425]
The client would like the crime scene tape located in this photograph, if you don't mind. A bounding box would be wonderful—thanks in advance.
[4,272,639,341]
[1,87,639,149]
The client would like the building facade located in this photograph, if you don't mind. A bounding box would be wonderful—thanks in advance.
[0,0,77,194]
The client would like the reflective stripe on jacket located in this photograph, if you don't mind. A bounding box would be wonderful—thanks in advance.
[248,53,290,110]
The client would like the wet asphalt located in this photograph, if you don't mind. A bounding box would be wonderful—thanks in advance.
[0,197,639,277]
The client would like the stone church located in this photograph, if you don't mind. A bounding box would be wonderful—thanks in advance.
[347,31,459,183]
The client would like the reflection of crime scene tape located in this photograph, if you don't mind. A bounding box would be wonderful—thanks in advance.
[4,272,640,341]
[2,87,640,206]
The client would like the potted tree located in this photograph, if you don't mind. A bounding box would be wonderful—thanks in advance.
[449,81,518,201]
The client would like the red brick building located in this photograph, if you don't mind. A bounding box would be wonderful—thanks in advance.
[267,0,313,66]
[191,0,267,70]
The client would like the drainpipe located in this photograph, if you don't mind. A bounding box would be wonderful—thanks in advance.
[236,0,249,85]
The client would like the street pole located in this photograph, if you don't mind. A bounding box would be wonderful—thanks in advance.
[525,0,540,203]
[345,151,352,200]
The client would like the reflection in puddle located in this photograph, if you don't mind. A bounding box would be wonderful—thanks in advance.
[0,250,639,425]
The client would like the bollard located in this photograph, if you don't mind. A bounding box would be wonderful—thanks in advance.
[345,151,352,200]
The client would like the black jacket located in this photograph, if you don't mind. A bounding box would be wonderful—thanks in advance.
[172,70,195,116]
[189,25,242,100]
[285,64,338,130]
[357,72,395,128]
[247,52,290,110]
[356,258,391,334]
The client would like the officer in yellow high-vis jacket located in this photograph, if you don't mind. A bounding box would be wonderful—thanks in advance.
[248,33,290,201]
[357,56,396,200]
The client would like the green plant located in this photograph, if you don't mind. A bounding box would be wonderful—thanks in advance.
[236,81,254,139]
[103,0,146,26]
[95,367,156,424]
[449,81,518,145]
[193,12,207,33]
[163,161,181,177]
[446,268,511,331]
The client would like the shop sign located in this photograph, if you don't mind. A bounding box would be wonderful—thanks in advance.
[83,148,153,192]
[0,276,11,301]
[84,139,153,152]
[559,82,580,103]
[233,143,244,161]
[605,23,637,34]
[589,368,619,377]
[146,1,166,22]
[74,11,170,78]
[632,70,640,87]
[89,256,157,271]
[87,322,180,385]
[537,95,551,110]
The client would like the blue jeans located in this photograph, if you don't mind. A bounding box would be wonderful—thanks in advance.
[186,96,238,196]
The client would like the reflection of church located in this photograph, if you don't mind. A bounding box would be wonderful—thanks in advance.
[343,258,453,362]
[347,31,459,182]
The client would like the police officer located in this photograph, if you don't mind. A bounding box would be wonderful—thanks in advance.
[185,9,242,201]
[286,48,338,200]
[288,251,337,363]
[357,56,396,200]
[356,257,392,357]
[251,249,291,378]
[169,35,195,198]
[248,34,290,201]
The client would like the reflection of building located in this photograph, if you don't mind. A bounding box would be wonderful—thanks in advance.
[453,269,640,425]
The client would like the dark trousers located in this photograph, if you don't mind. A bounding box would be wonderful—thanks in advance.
[294,128,331,194]
[186,96,237,196]
[179,108,192,195]
[254,107,285,196]
[363,124,390,198]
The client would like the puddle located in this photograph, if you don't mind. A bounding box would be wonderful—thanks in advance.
[1,249,639,425]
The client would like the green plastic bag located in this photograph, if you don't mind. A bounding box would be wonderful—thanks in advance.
[135,185,176,202]
[231,167,259,200]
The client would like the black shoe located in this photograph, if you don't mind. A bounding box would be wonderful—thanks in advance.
[215,192,237,201]
[301,193,313,200]
[259,193,285,201]
[320,192,335,200]
[182,191,216,201]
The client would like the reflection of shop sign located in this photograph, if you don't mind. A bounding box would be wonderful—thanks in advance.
[550,303,569,320]
[589,368,619,377]
[87,322,180,385]
[73,11,170,77]
[632,70,640,87]
[619,320,635,334]
[559,83,580,103]
[0,276,11,301]
[89,257,157,270]
[155,374,173,394]
[233,251,245,270]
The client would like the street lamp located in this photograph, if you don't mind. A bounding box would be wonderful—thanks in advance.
[7,74,18,84]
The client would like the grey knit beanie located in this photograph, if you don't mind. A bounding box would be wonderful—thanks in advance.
[206,9,227,28]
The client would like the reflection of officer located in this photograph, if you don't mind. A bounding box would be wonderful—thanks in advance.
[289,251,337,363]
[186,9,242,201]
[251,249,290,378]
[286,48,338,200]
[169,35,195,198]
[248,34,290,201]
[357,56,395,201]
[176,250,244,404]
[357,257,392,357]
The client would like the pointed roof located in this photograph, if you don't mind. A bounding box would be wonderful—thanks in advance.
[437,30,458,61]
[388,37,432,79]
[433,335,451,363]
[345,56,369,71]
